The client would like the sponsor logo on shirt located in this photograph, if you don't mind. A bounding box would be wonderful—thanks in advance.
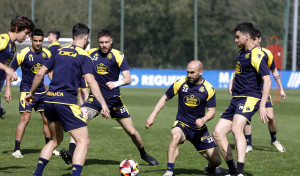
[31,63,43,73]
[95,63,110,75]
[183,94,200,107]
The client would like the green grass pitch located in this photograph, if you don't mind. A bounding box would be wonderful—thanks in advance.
[0,87,299,175]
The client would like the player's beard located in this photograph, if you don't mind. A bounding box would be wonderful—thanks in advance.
[188,75,201,85]
[100,46,111,54]
[83,40,89,50]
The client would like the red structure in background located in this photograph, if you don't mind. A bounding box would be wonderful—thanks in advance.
[265,36,283,103]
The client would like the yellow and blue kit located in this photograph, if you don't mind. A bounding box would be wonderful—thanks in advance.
[43,45,94,132]
[48,41,61,55]
[0,34,16,91]
[87,48,129,99]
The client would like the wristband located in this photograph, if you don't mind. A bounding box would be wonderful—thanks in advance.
[112,80,124,88]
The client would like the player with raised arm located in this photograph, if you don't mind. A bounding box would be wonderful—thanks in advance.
[4,29,59,158]
[0,16,33,118]
[146,60,227,176]
[26,23,110,176]
[213,22,271,176]
[59,29,158,166]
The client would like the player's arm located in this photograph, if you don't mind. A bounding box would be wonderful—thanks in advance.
[228,72,235,95]
[84,73,110,118]
[271,67,286,100]
[106,70,131,90]
[0,63,18,82]
[4,67,16,103]
[145,94,170,129]
[195,107,215,128]
[259,74,271,123]
[25,65,48,105]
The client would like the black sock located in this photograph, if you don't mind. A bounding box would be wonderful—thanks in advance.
[14,140,21,152]
[237,162,245,174]
[226,160,237,174]
[45,137,51,144]
[138,147,146,157]
[69,143,76,157]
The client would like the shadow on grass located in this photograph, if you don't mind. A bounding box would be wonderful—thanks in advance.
[0,166,26,173]
[85,158,120,166]
[2,149,41,155]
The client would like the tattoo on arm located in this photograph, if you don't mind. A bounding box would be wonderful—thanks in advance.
[86,108,98,122]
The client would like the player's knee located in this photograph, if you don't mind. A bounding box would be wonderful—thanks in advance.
[21,116,30,124]
[170,132,182,143]
[213,130,222,141]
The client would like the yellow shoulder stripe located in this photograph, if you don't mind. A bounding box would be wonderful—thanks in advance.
[111,49,124,67]
[17,47,31,66]
[203,80,215,101]
[262,47,273,68]
[251,47,265,73]
[173,77,188,95]
[0,34,10,51]
[42,47,52,58]
[48,41,61,48]
[87,48,98,55]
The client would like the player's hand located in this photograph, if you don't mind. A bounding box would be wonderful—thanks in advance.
[24,93,34,106]
[5,68,18,82]
[105,81,114,90]
[100,106,110,119]
[259,106,269,123]
[195,118,205,128]
[4,89,12,103]
[145,115,155,129]
[280,89,286,100]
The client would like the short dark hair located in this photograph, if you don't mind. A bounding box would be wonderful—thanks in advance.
[10,15,35,32]
[31,29,44,38]
[72,23,90,39]
[49,30,61,40]
[234,22,255,39]
[254,29,261,39]
[97,29,111,39]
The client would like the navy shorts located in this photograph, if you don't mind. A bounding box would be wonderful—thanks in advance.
[19,92,45,112]
[220,96,260,123]
[45,102,87,132]
[266,95,273,108]
[172,120,216,152]
[82,95,130,119]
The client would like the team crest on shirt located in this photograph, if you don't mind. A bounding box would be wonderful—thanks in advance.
[95,63,110,75]
[31,63,43,73]
[245,53,250,59]
[87,97,94,104]
[107,53,112,60]
[183,94,200,107]
[42,53,46,58]
[199,86,205,93]
[235,61,242,74]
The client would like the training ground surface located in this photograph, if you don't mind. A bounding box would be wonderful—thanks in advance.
[0,87,299,175]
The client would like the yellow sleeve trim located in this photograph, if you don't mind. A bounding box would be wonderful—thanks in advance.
[75,47,93,61]
[203,80,215,101]
[111,49,124,67]
[17,47,31,66]
[251,48,265,73]
[173,77,188,95]
[87,48,98,55]
[0,34,10,51]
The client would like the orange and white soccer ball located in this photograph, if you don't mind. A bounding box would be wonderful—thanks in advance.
[119,159,139,176]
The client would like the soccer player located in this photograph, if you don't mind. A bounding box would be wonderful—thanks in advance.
[213,22,271,176]
[26,23,110,176]
[47,30,61,55]
[146,60,227,176]
[0,15,33,118]
[5,29,59,158]
[243,29,286,153]
[59,29,158,166]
